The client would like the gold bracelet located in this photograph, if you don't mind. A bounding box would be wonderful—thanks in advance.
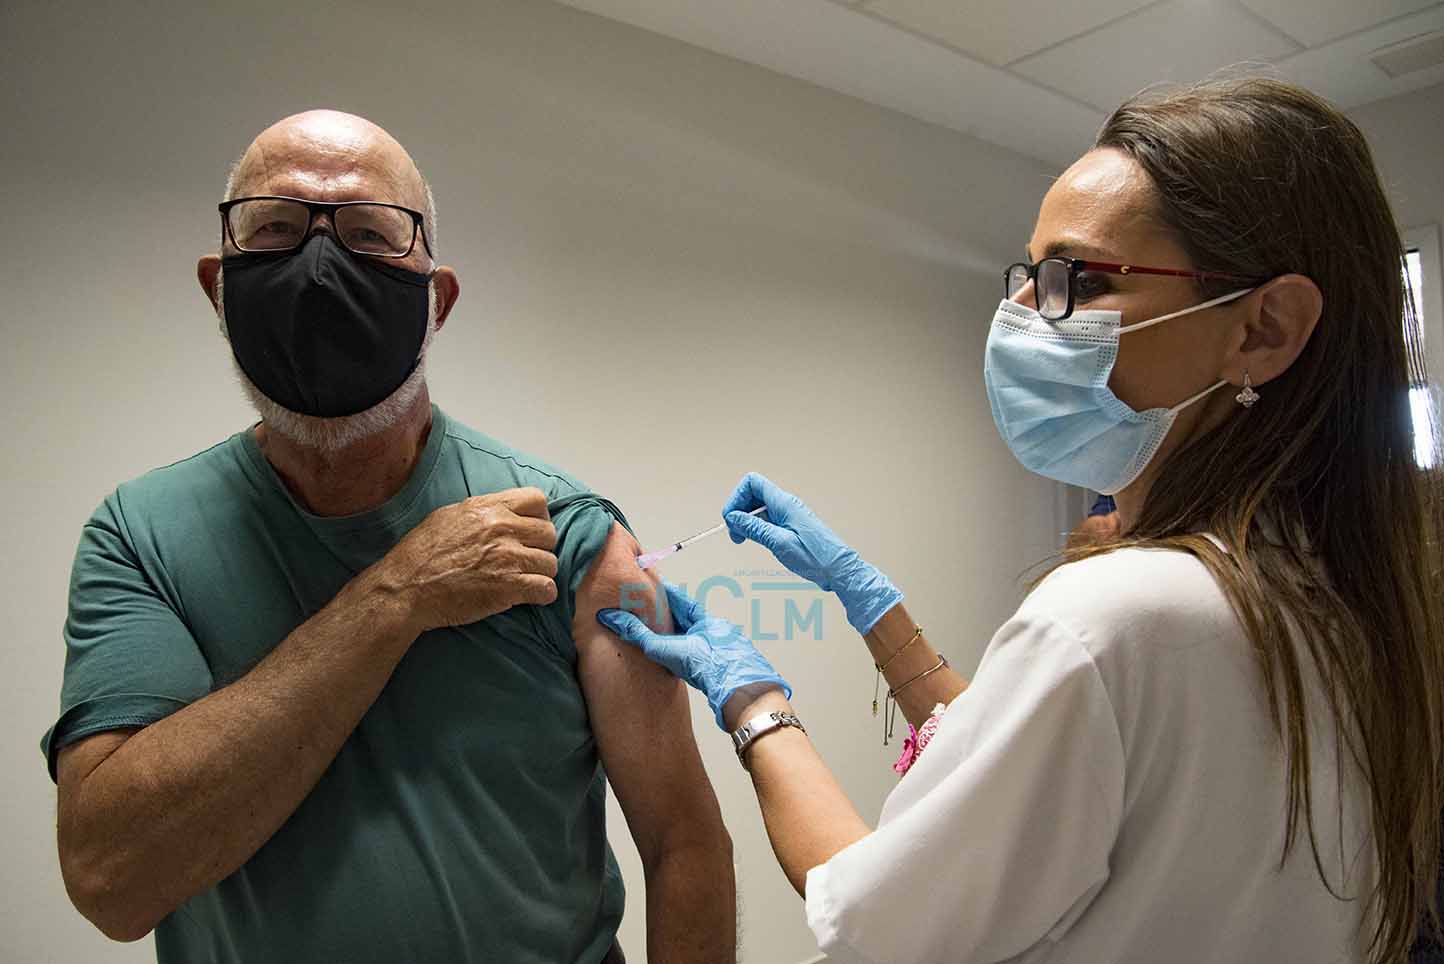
[884,654,949,746]
[872,625,923,717]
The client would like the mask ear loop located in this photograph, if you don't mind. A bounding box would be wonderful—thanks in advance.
[1108,284,1259,415]
[1117,286,1257,335]
[1168,378,1229,414]
[1116,286,1259,414]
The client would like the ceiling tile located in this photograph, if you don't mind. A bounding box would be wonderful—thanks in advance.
[1237,0,1440,48]
[1275,4,1444,107]
[1372,30,1444,78]
[861,0,1157,66]
[1009,0,1303,111]
[559,0,1104,166]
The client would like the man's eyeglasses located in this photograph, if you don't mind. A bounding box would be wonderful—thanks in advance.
[1004,256,1262,321]
[219,196,432,259]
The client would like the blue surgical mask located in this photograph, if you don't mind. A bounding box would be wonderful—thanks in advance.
[983,288,1254,494]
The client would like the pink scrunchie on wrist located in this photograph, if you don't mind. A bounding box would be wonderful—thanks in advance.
[892,702,947,776]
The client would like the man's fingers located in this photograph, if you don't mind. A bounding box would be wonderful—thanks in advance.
[513,546,559,579]
[512,516,558,551]
[486,486,551,519]
[463,502,554,548]
[512,573,559,607]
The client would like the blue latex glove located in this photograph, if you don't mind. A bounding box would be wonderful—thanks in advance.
[597,581,792,732]
[721,472,903,636]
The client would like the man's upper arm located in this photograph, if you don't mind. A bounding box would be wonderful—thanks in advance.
[43,497,213,782]
[571,522,729,869]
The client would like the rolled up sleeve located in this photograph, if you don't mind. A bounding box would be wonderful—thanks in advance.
[40,494,213,781]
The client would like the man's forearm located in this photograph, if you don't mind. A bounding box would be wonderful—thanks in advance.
[60,561,418,940]
[644,836,737,963]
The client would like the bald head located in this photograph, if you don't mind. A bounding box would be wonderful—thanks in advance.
[223,109,437,259]
[197,110,462,431]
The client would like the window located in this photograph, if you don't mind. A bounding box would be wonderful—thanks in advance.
[1404,226,1443,470]
[1406,248,1436,468]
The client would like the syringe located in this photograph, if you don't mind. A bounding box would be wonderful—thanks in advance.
[636,506,767,570]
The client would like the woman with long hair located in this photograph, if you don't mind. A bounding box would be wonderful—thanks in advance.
[598,77,1444,963]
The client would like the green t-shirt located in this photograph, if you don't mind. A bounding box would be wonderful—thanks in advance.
[41,406,628,964]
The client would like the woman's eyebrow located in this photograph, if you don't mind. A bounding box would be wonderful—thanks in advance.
[1041,239,1116,260]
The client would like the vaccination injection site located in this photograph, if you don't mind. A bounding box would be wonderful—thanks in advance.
[7,1,1444,963]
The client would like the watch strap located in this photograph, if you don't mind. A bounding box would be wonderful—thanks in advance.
[731,710,806,768]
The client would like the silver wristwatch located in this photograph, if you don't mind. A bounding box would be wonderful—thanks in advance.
[731,711,806,768]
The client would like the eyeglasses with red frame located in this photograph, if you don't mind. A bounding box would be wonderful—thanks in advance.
[1004,256,1264,321]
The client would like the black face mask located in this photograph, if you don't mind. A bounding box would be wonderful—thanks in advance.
[221,234,431,418]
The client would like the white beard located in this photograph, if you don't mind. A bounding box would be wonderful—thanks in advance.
[215,266,440,453]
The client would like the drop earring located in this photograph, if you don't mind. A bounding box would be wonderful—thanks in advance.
[1235,370,1260,408]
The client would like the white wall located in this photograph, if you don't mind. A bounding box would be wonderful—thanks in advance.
[1350,83,1444,232]
[1349,83,1444,386]
[0,2,1065,962]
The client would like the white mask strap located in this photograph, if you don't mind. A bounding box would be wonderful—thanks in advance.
[1168,378,1229,414]
[1118,287,1256,335]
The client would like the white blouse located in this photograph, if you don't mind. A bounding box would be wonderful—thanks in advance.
[806,545,1374,964]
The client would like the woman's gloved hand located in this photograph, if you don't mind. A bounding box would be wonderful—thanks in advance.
[721,472,902,636]
[597,581,792,731]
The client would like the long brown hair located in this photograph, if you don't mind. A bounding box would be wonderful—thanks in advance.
[1062,77,1444,961]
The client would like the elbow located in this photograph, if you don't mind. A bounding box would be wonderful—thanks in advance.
[97,902,159,944]
[645,819,735,880]
[690,808,735,866]
[99,915,156,945]
[698,793,734,855]
[61,850,159,943]
[702,823,736,871]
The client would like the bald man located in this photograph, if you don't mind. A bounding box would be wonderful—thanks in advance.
[43,111,734,964]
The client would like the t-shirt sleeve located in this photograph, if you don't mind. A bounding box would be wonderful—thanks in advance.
[39,495,214,782]
[804,614,1126,964]
[528,493,633,661]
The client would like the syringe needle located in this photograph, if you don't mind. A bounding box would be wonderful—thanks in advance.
[637,506,767,569]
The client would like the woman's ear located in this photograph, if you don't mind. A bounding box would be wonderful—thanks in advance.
[1226,273,1322,386]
